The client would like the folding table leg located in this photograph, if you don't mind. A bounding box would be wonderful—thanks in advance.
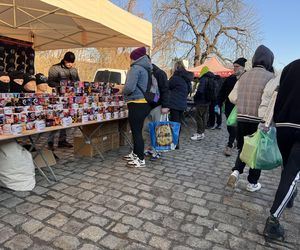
[119,121,133,149]
[28,135,58,182]
[76,125,105,160]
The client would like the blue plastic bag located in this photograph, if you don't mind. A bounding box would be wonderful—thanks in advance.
[148,117,180,152]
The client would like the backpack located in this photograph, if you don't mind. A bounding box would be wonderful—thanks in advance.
[137,67,160,107]
[206,75,223,102]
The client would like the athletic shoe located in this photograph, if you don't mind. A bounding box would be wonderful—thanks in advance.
[144,149,153,156]
[224,146,232,156]
[127,158,146,168]
[123,151,137,161]
[263,215,285,241]
[246,182,262,192]
[227,170,239,188]
[150,152,161,161]
[191,133,205,141]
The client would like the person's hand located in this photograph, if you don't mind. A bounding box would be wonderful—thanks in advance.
[113,84,124,94]
[258,122,270,132]
[161,108,169,114]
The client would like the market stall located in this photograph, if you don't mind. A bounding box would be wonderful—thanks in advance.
[0,0,152,189]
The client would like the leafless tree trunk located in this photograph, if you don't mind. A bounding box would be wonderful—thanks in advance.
[154,0,260,67]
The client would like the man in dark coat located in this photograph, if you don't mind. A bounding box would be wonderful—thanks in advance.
[48,52,80,150]
[191,66,215,141]
[218,57,247,156]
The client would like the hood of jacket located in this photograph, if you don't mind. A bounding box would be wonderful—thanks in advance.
[201,71,215,79]
[274,59,300,127]
[252,45,274,72]
[174,69,194,82]
[132,55,152,71]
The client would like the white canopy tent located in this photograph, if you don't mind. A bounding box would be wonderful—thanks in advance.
[0,0,152,50]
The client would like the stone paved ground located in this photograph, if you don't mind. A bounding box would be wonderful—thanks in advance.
[0,120,299,250]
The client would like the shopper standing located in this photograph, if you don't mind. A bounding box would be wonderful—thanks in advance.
[168,60,193,149]
[191,66,215,141]
[263,59,300,241]
[47,51,80,150]
[123,47,152,168]
[227,45,274,192]
[218,57,247,156]
[144,59,169,161]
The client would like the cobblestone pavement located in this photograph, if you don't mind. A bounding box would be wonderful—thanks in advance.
[0,122,299,250]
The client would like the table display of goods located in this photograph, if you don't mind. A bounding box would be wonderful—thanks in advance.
[0,81,127,136]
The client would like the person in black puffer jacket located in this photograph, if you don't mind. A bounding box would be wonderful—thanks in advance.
[168,60,193,149]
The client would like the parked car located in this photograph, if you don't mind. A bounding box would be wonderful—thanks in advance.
[93,68,127,84]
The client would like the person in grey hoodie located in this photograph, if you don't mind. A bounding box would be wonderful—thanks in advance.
[227,45,275,192]
[122,47,152,168]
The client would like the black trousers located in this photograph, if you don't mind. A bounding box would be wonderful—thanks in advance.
[232,121,261,184]
[225,111,237,148]
[270,128,300,218]
[208,102,222,127]
[127,103,151,160]
[170,109,183,148]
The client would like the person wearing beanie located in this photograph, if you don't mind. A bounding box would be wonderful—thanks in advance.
[218,57,247,156]
[9,70,24,93]
[48,51,79,87]
[0,72,10,93]
[123,47,152,168]
[227,45,274,192]
[191,66,216,141]
[47,51,80,150]
[199,66,209,77]
[129,47,146,61]
[22,74,37,93]
[35,73,53,93]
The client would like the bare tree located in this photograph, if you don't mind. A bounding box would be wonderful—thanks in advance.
[154,0,260,67]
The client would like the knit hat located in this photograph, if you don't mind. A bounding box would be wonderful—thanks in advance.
[35,73,49,85]
[130,47,146,61]
[200,66,209,77]
[9,70,24,81]
[23,73,36,86]
[63,51,75,63]
[233,57,247,67]
[0,72,9,78]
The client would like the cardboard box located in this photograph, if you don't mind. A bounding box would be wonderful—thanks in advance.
[74,132,120,157]
[81,120,119,138]
[31,149,56,168]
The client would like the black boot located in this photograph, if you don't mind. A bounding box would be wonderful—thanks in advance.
[263,215,285,241]
[287,188,297,208]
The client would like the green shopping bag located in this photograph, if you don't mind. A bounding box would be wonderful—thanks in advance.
[255,127,282,170]
[226,106,237,126]
[240,130,262,168]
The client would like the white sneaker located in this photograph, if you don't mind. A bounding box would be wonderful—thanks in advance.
[123,151,137,161]
[227,170,239,188]
[127,158,146,168]
[191,133,205,141]
[246,183,262,192]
